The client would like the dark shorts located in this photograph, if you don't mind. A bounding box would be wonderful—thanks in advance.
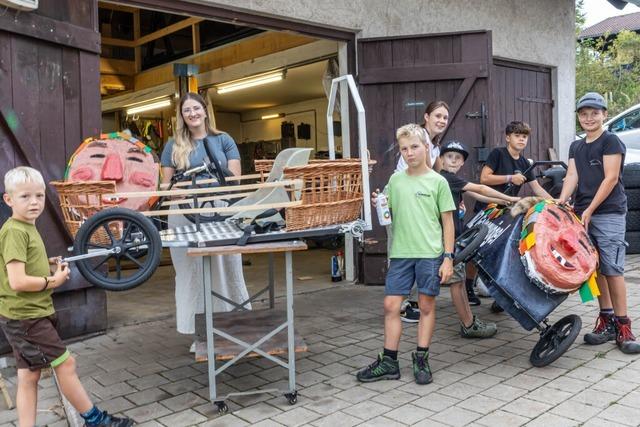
[385,257,443,297]
[0,314,70,371]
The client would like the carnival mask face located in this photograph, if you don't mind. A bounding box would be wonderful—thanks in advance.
[68,138,159,210]
[528,204,597,292]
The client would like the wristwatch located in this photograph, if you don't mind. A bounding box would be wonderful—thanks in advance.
[443,252,455,260]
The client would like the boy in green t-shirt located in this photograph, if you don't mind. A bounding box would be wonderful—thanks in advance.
[0,167,133,427]
[356,124,455,385]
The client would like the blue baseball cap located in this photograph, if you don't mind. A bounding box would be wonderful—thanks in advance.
[576,92,607,111]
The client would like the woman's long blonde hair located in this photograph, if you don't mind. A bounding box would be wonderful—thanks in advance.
[172,92,223,170]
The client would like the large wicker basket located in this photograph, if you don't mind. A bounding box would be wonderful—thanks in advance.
[50,180,120,243]
[282,161,369,231]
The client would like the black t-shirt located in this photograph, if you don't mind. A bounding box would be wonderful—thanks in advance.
[569,131,627,215]
[440,170,468,237]
[483,146,535,196]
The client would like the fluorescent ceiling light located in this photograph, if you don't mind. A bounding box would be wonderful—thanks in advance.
[126,99,171,115]
[216,71,284,94]
[261,113,284,120]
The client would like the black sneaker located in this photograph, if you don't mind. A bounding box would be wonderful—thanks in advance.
[490,301,504,313]
[84,412,134,427]
[584,313,616,345]
[615,318,640,354]
[356,353,400,382]
[466,281,481,306]
[412,351,432,384]
[400,304,420,323]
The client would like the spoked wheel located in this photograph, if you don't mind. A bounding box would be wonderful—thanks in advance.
[454,224,488,264]
[530,314,582,367]
[73,207,162,291]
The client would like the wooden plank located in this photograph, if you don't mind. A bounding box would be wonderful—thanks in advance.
[133,9,141,73]
[0,8,100,54]
[100,58,136,75]
[98,1,137,13]
[111,179,301,198]
[168,173,262,188]
[140,200,302,216]
[62,48,82,164]
[79,51,101,139]
[101,37,135,48]
[194,309,307,362]
[160,192,253,206]
[0,31,15,179]
[134,32,315,91]
[192,22,200,54]
[188,240,308,257]
[137,17,203,46]
[100,74,133,91]
[358,62,488,85]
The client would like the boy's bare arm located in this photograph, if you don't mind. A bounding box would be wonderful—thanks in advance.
[466,192,513,206]
[480,165,526,186]
[558,158,578,203]
[528,180,553,199]
[463,182,519,204]
[438,211,455,284]
[6,261,69,292]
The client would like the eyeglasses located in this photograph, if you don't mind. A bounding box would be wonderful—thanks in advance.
[182,105,204,115]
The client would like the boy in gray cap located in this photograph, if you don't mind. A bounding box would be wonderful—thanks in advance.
[558,92,639,354]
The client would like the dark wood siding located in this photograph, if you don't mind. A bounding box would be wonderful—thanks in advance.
[357,32,492,284]
[490,60,554,163]
[0,0,105,352]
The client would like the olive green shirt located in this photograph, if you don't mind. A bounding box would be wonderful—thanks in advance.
[0,218,54,319]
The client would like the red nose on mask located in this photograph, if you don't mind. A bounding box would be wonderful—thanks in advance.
[558,233,577,256]
[102,154,123,181]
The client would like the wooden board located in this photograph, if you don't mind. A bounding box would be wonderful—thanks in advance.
[194,309,307,362]
[188,240,307,257]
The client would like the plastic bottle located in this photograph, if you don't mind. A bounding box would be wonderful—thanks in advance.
[376,193,392,226]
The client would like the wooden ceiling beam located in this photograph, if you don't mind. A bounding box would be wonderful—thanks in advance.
[98,1,137,13]
[134,32,315,91]
[101,16,203,48]
[100,58,136,75]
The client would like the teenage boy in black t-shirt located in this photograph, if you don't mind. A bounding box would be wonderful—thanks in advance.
[437,141,519,337]
[474,121,552,310]
[558,92,639,354]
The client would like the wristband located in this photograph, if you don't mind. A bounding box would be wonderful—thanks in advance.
[42,277,49,291]
[506,175,512,183]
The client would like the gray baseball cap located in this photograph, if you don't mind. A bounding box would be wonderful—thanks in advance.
[576,92,607,111]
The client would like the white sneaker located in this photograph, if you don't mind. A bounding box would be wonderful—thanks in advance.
[189,341,196,353]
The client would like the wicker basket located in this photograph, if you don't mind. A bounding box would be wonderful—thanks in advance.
[255,158,372,182]
[50,180,120,243]
[282,161,368,231]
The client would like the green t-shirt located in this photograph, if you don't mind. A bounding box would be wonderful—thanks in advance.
[0,218,54,319]
[386,170,456,258]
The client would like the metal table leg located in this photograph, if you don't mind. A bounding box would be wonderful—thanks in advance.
[284,250,297,404]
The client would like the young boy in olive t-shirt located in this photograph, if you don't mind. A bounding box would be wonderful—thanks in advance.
[0,167,133,427]
[356,124,455,385]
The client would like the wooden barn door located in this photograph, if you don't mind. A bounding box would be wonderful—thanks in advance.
[357,31,492,285]
[491,60,554,163]
[0,0,105,350]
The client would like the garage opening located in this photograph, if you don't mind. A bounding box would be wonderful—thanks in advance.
[95,1,354,327]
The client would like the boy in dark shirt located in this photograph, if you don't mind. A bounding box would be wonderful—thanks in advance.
[558,92,639,354]
[475,121,552,309]
[438,141,519,337]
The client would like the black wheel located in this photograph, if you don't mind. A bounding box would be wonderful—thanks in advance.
[285,391,297,405]
[626,189,640,210]
[73,208,162,291]
[454,225,488,264]
[530,314,581,367]
[626,231,640,254]
[215,401,228,414]
[627,210,640,232]
[623,163,640,188]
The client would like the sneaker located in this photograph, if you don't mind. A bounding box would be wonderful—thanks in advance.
[189,341,197,353]
[400,304,420,323]
[584,313,616,345]
[460,316,498,338]
[356,353,400,382]
[84,412,134,427]
[466,281,481,306]
[490,301,504,313]
[412,351,432,384]
[615,319,640,354]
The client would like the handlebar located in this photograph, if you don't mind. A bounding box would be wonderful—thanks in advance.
[504,160,568,196]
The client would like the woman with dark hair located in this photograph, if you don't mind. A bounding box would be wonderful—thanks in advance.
[160,92,250,348]
[395,101,450,172]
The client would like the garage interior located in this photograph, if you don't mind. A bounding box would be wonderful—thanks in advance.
[96,1,352,327]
